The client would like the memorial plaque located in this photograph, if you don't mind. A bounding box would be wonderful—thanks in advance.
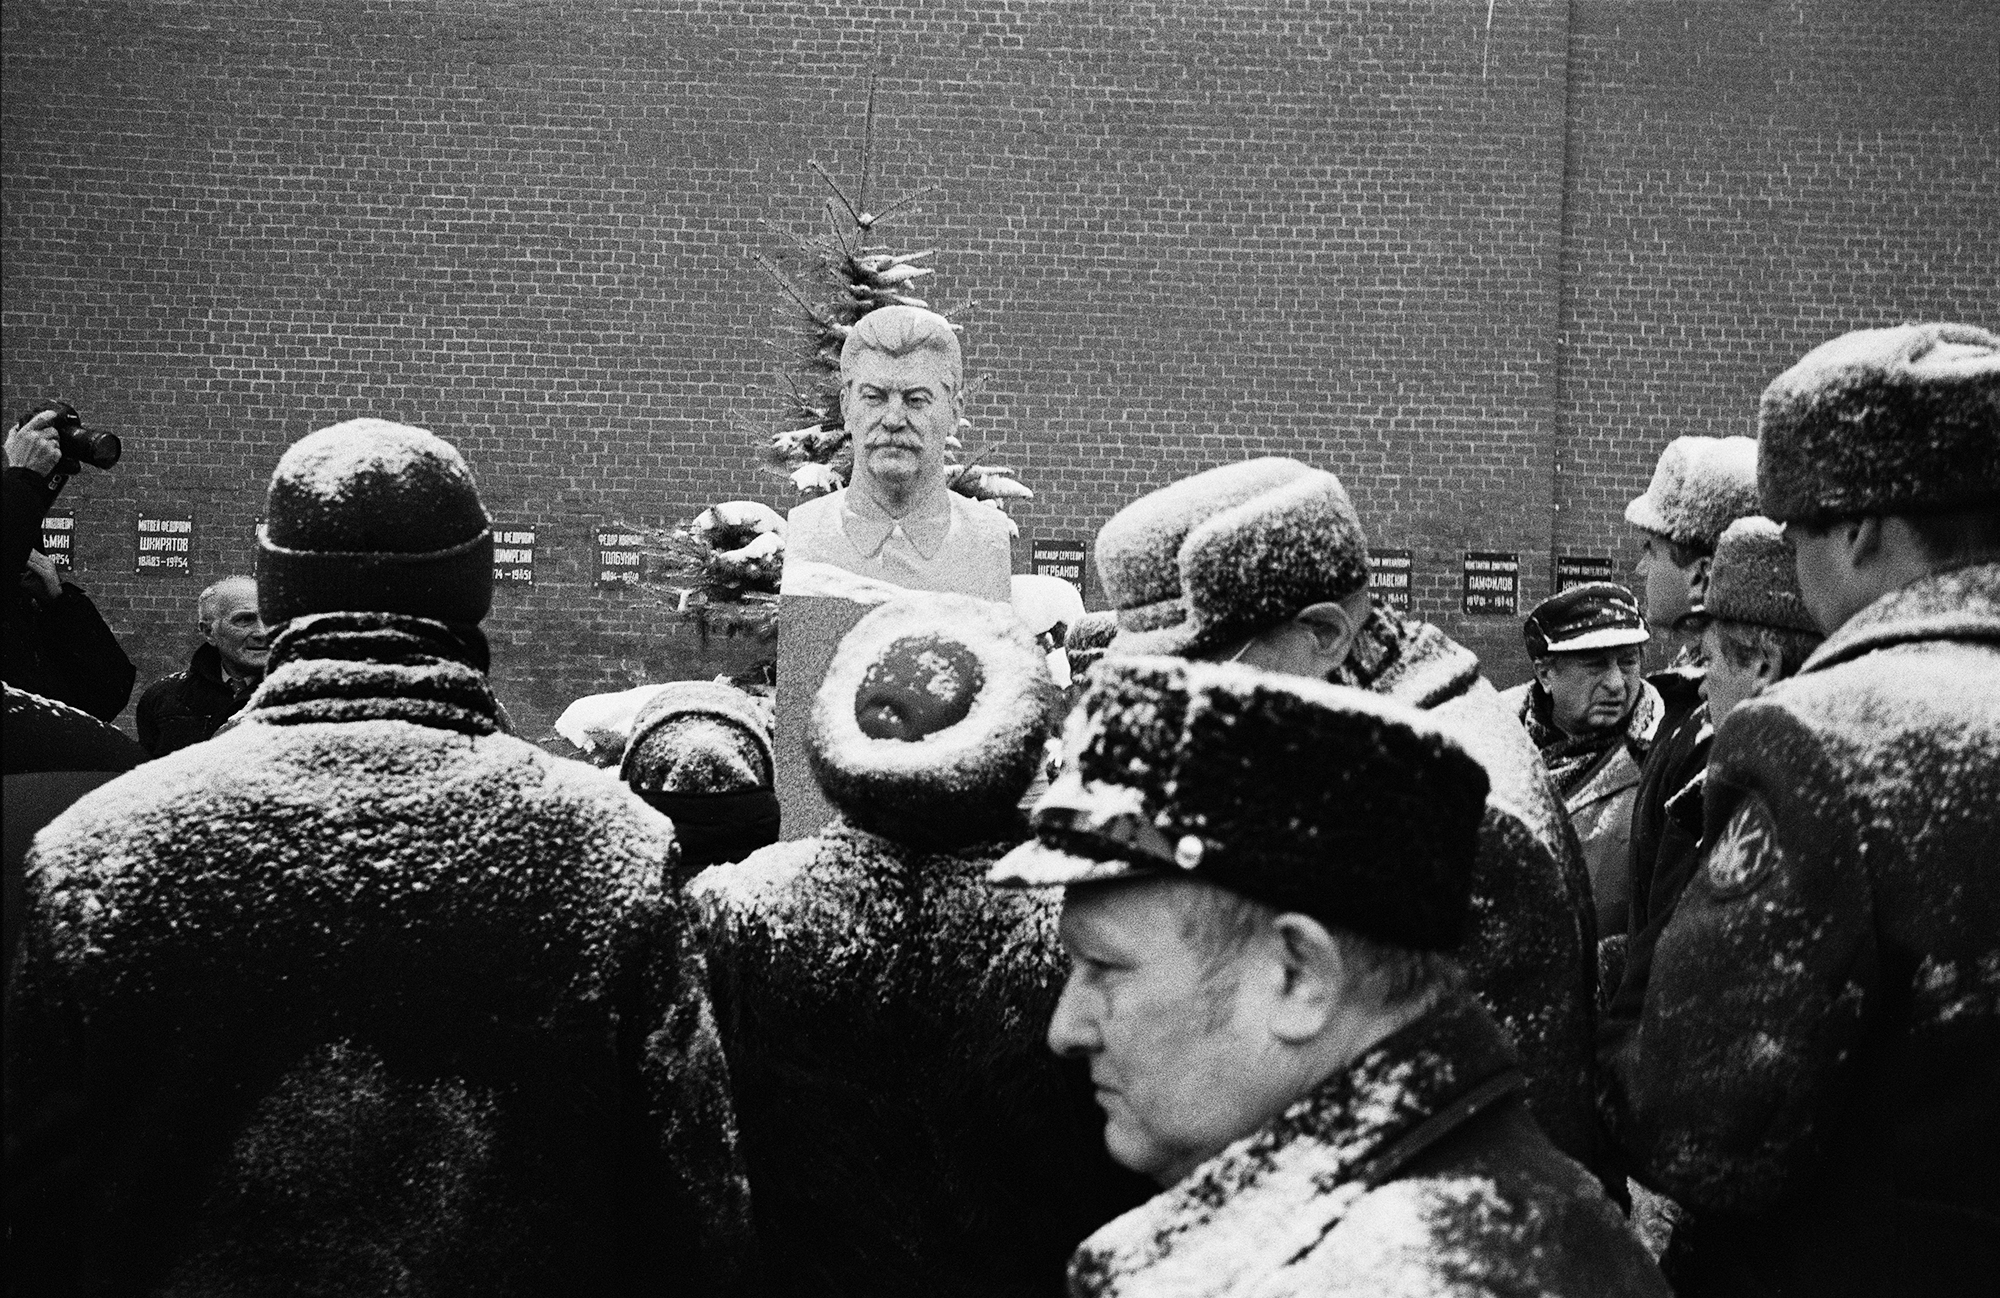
[1461,551,1519,616]
[1555,553,1616,592]
[493,525,537,585]
[595,526,648,590]
[1029,537,1087,599]
[40,511,74,570]
[1368,548,1412,613]
[135,514,193,575]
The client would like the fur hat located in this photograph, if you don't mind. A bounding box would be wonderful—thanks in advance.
[620,680,774,795]
[1624,436,1761,552]
[988,657,1488,951]
[1522,582,1649,658]
[1096,458,1369,659]
[810,594,1061,850]
[1757,322,2000,525]
[1704,517,1819,635]
[258,419,493,626]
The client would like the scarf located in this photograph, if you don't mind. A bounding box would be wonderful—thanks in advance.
[245,611,501,737]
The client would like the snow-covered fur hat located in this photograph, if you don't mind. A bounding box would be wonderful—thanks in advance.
[1096,458,1369,659]
[258,419,494,626]
[1705,517,1819,636]
[989,657,1488,951]
[620,680,774,795]
[1623,436,1761,552]
[1758,322,2000,525]
[1064,609,1120,677]
[809,594,1061,849]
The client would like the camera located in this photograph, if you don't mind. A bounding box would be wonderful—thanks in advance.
[18,401,122,475]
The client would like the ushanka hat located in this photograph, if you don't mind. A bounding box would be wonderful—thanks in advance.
[1624,436,1761,552]
[988,657,1488,951]
[810,594,1061,850]
[1522,582,1649,658]
[1704,517,1820,636]
[258,419,493,626]
[1758,322,2000,525]
[621,680,775,795]
[1096,458,1369,659]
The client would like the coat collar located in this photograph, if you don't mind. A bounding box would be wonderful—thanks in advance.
[242,611,501,736]
[1800,560,2000,676]
[1332,605,1481,709]
[1069,992,1517,1297]
[839,484,954,561]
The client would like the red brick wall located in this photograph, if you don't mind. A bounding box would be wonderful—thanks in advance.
[5,1,1994,746]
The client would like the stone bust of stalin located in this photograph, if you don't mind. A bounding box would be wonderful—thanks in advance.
[783,305,1013,602]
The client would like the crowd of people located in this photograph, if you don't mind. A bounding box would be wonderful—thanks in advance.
[2,319,1995,1297]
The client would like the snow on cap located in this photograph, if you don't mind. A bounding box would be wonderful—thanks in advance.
[1758,322,2000,525]
[1011,573,1087,638]
[1705,517,1820,635]
[809,593,1061,850]
[988,657,1488,952]
[1096,458,1369,660]
[258,418,493,626]
[1623,436,1761,552]
[620,680,774,794]
[1523,582,1649,657]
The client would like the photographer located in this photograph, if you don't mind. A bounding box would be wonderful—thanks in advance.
[3,405,135,722]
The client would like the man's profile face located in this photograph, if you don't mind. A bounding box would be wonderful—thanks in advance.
[1535,645,1643,736]
[1047,879,1273,1187]
[842,348,956,495]
[205,581,268,677]
[1633,530,1700,627]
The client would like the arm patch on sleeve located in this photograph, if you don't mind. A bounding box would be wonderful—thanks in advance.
[1702,794,1783,899]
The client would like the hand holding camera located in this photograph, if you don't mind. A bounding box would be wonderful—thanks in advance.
[4,410,64,479]
[9,402,121,484]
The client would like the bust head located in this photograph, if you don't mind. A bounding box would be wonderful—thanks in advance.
[839,306,964,510]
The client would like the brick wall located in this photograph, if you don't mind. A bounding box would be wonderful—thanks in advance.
[4,0,1994,746]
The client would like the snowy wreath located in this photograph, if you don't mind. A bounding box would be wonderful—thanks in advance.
[808,593,1060,848]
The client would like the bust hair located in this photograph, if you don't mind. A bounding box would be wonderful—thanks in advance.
[839,305,963,394]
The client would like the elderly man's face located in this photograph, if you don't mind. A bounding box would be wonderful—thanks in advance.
[204,579,268,678]
[1534,645,1643,737]
[843,348,956,495]
[1048,879,1278,1187]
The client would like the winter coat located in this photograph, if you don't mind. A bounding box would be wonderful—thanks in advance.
[3,685,142,976]
[1336,609,1600,1175]
[1623,667,1707,932]
[689,815,1148,1298]
[1606,562,2000,1297]
[3,580,136,724]
[5,612,749,1298]
[135,642,257,758]
[1505,675,1664,936]
[1066,991,1668,1298]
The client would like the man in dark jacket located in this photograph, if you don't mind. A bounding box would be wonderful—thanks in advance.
[1090,458,1602,1178]
[6,419,747,1297]
[989,657,1667,1297]
[135,575,268,757]
[688,594,1144,1297]
[1610,322,2000,1296]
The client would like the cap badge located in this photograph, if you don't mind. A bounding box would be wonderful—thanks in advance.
[1174,835,1205,870]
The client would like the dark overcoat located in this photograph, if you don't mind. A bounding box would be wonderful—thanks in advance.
[1607,562,2000,1297]
[689,815,1147,1298]
[5,613,748,1297]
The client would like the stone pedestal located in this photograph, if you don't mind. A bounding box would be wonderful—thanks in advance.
[774,594,876,839]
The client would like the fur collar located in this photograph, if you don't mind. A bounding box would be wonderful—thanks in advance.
[1333,605,1481,709]
[1069,993,1516,1297]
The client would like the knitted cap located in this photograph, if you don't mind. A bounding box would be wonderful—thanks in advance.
[1523,582,1649,658]
[258,419,493,626]
[1758,322,2000,525]
[1096,458,1369,659]
[620,680,775,795]
[988,658,1488,952]
[810,594,1061,849]
[1624,436,1761,551]
[1704,517,1819,635]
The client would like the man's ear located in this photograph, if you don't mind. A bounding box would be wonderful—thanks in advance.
[1266,912,1343,1043]
[1847,516,1884,568]
[1688,554,1714,608]
[1749,636,1786,694]
[1292,602,1362,667]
